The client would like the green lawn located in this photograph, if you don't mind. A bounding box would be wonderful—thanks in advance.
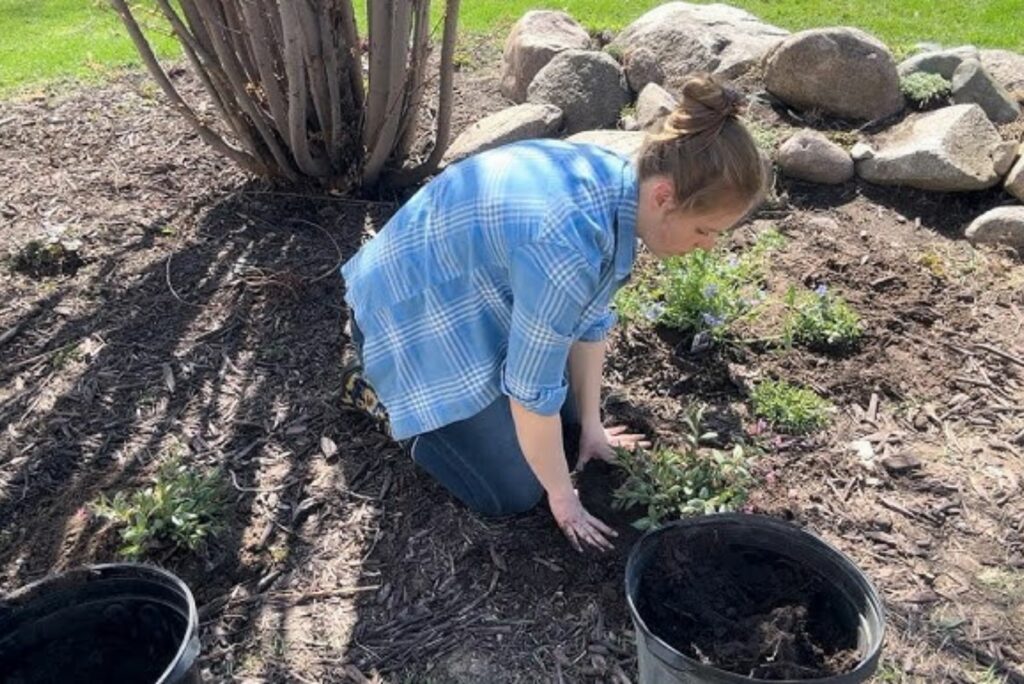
[2,0,1022,96]
[0,0,178,95]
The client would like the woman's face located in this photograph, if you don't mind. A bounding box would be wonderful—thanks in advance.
[637,178,750,258]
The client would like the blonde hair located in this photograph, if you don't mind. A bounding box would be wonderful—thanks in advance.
[638,73,766,213]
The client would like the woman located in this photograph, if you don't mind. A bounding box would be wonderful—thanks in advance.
[340,74,766,552]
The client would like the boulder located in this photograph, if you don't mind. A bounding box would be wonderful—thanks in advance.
[995,142,1019,176]
[980,49,1024,95]
[500,11,591,103]
[443,104,564,164]
[764,27,903,121]
[1006,151,1024,202]
[776,130,855,184]
[965,206,1024,251]
[527,50,631,134]
[622,47,665,93]
[608,2,788,91]
[850,142,875,161]
[898,46,979,79]
[636,83,678,132]
[951,59,1021,123]
[567,130,647,158]
[856,105,1008,191]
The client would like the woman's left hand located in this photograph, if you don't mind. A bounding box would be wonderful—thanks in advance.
[576,424,650,470]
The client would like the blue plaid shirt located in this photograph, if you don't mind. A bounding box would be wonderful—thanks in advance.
[341,140,638,439]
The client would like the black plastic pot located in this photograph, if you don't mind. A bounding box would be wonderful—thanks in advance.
[625,514,885,684]
[0,563,201,684]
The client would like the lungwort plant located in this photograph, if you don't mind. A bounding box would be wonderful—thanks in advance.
[613,406,755,530]
[111,0,460,189]
[93,456,226,560]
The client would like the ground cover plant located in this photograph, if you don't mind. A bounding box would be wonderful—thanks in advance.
[900,72,953,110]
[783,285,864,351]
[750,379,832,435]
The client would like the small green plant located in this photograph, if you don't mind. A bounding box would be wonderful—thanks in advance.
[603,44,624,62]
[614,229,784,338]
[750,379,831,434]
[746,119,784,153]
[614,406,755,529]
[784,285,863,350]
[93,456,226,559]
[11,235,84,278]
[900,72,952,109]
[620,102,637,119]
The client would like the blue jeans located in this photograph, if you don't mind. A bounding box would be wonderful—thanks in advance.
[349,319,578,517]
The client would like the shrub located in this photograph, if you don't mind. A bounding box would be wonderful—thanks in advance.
[110,0,461,189]
[784,284,863,350]
[614,406,755,529]
[93,456,226,559]
[750,379,831,434]
[900,72,952,109]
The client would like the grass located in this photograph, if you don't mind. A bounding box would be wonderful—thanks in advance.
[750,379,831,434]
[3,0,1023,96]
[0,0,179,96]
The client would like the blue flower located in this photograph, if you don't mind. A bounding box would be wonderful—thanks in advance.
[703,283,719,299]
[644,302,666,322]
[701,312,725,327]
[814,284,828,297]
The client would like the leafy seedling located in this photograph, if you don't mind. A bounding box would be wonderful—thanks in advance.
[784,285,863,351]
[750,379,831,434]
[614,405,755,529]
[93,455,226,560]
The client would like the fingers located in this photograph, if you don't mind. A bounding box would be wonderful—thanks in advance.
[586,512,618,538]
[606,425,628,436]
[561,523,583,553]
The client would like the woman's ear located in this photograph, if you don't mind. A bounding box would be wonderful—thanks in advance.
[652,179,675,211]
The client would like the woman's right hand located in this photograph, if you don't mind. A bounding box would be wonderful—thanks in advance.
[548,491,617,552]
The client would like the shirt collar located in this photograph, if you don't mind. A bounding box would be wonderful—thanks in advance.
[614,162,639,283]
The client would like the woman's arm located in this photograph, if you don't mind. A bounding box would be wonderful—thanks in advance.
[569,339,650,466]
[509,399,616,551]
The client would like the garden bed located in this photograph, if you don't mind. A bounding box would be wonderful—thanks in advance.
[1,49,1023,684]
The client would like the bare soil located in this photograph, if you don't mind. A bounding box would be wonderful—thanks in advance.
[1,40,1023,684]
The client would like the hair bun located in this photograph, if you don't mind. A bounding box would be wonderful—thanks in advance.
[662,73,746,139]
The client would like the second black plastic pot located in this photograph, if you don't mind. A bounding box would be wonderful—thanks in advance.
[625,514,885,684]
[0,563,201,684]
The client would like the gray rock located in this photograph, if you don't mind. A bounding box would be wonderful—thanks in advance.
[776,130,854,184]
[622,47,665,93]
[527,50,631,134]
[856,105,1007,191]
[764,27,904,121]
[898,46,979,79]
[965,206,1024,251]
[621,115,641,132]
[636,83,678,132]
[951,59,1021,123]
[608,2,788,91]
[1005,150,1024,201]
[500,11,591,103]
[980,49,1024,94]
[443,104,564,164]
[567,130,647,158]
[995,142,1019,177]
[850,142,875,161]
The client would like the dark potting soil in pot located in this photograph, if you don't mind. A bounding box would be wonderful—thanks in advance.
[0,597,186,684]
[637,529,861,680]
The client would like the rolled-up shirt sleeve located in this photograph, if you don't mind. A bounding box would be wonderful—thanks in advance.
[501,237,600,415]
[578,307,618,342]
